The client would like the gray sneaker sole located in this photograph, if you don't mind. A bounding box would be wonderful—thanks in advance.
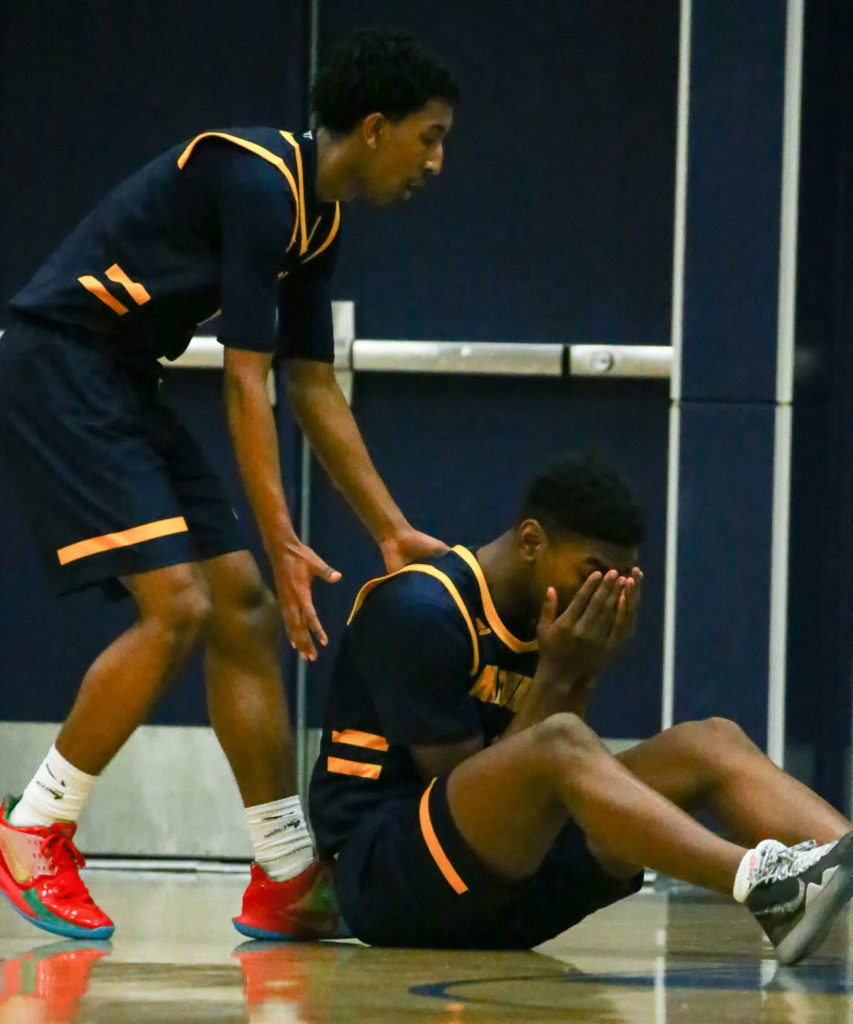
[775,837,853,966]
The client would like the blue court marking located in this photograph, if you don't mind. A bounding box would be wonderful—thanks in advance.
[411,958,853,1003]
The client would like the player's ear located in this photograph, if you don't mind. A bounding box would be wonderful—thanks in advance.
[518,519,545,563]
[362,112,385,150]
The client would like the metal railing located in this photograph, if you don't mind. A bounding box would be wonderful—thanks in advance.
[162,301,673,381]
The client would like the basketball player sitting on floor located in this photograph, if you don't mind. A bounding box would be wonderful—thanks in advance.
[308,454,853,964]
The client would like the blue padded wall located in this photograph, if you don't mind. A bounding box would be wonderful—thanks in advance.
[681,3,786,404]
[674,403,775,745]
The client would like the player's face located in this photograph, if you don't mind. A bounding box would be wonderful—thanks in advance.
[362,99,454,204]
[538,534,638,615]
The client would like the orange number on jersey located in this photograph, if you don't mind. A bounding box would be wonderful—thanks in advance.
[78,263,151,315]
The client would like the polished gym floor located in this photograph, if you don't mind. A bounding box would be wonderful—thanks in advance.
[2,869,852,1023]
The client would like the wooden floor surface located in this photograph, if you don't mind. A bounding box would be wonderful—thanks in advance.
[2,869,852,1023]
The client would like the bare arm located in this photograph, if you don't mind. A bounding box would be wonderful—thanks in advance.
[223,347,341,659]
[285,358,447,570]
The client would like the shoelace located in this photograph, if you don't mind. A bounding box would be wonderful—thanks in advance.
[756,838,832,885]
[38,828,95,903]
[788,840,818,853]
[40,827,85,870]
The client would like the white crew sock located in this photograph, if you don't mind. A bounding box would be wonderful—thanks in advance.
[245,796,315,882]
[9,745,96,828]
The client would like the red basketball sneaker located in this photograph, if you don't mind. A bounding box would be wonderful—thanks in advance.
[0,796,114,940]
[233,860,348,941]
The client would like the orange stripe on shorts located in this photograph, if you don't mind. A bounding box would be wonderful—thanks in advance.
[331,729,389,751]
[326,757,381,780]
[57,516,189,565]
[419,778,468,894]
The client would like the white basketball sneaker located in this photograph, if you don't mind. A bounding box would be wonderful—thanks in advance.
[734,830,853,965]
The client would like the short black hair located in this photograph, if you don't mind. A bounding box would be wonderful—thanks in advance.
[520,455,646,548]
[312,29,459,134]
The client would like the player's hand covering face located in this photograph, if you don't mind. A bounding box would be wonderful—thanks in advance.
[536,567,643,684]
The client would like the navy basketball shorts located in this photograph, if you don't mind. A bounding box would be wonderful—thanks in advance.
[0,316,248,594]
[334,776,644,949]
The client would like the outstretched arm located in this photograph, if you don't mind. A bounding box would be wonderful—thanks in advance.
[285,357,448,570]
[202,146,345,659]
[223,347,341,661]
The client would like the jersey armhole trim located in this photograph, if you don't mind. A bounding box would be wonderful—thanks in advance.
[452,545,537,654]
[176,131,301,252]
[279,131,309,255]
[302,203,341,264]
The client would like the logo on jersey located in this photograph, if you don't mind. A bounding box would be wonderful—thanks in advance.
[469,666,532,710]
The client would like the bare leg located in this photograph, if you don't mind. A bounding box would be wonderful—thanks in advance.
[447,713,746,895]
[201,551,295,805]
[618,717,850,846]
[55,563,211,774]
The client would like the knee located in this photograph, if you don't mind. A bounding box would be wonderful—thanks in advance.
[680,716,753,753]
[666,718,756,786]
[210,579,279,650]
[534,713,604,765]
[142,573,212,646]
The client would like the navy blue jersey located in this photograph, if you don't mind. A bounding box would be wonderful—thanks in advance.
[309,545,539,857]
[9,129,340,364]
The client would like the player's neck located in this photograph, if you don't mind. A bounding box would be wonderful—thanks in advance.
[475,533,538,641]
[315,126,362,202]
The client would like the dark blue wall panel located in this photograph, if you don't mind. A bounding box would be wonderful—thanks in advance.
[0,0,309,311]
[785,0,853,809]
[674,402,775,745]
[321,0,678,345]
[681,3,786,403]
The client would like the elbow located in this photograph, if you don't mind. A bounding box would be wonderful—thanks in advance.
[285,364,336,418]
[223,349,274,409]
[223,371,250,416]
[223,365,268,413]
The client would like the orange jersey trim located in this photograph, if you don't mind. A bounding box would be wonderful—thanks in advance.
[105,264,151,305]
[279,131,308,254]
[176,131,301,251]
[326,756,382,780]
[302,203,341,264]
[347,563,480,677]
[452,545,537,654]
[57,516,189,566]
[419,779,468,894]
[78,275,128,315]
[332,729,389,752]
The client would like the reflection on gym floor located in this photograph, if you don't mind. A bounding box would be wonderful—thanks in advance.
[2,870,852,1023]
